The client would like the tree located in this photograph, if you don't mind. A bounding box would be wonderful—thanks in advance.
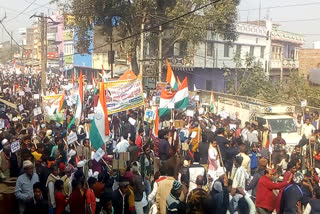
[225,54,286,103]
[62,0,239,74]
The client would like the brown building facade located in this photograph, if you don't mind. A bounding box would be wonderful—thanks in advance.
[298,49,320,78]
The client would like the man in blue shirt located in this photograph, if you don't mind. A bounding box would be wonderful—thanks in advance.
[15,160,39,214]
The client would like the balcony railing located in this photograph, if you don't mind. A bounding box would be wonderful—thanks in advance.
[271,58,299,69]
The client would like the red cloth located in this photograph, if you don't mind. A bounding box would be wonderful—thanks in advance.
[135,135,143,156]
[69,189,86,214]
[255,175,290,211]
[275,171,293,213]
[93,94,99,107]
[272,138,286,146]
[55,192,67,214]
[86,189,96,214]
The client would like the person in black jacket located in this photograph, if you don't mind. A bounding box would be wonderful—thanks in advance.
[198,130,211,165]
[112,177,131,214]
[24,182,49,214]
[304,188,320,214]
[280,172,305,214]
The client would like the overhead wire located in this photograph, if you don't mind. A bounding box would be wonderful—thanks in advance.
[64,0,224,57]
[0,21,25,50]
[5,0,38,23]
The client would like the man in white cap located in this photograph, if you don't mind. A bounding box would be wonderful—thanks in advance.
[15,160,39,214]
[0,138,10,179]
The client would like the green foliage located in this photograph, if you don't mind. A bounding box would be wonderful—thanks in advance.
[64,0,239,73]
[225,55,320,108]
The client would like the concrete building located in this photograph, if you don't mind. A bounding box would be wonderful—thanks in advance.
[269,24,304,83]
[164,21,272,92]
[164,20,304,92]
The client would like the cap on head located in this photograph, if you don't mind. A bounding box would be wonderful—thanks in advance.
[23,160,33,169]
[293,172,304,184]
[172,180,182,191]
[1,139,8,146]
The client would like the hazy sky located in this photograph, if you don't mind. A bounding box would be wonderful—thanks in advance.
[0,0,319,47]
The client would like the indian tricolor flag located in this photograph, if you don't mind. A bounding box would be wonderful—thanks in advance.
[209,91,216,113]
[159,77,189,117]
[89,82,110,150]
[68,70,83,128]
[166,60,178,90]
[102,65,108,82]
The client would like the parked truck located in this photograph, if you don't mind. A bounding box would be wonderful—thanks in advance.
[217,96,301,149]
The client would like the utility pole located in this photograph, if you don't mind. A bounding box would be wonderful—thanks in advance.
[10,31,13,59]
[40,12,47,96]
[139,14,145,76]
[158,25,162,82]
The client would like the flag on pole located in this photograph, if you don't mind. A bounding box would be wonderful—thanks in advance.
[68,70,83,128]
[177,76,181,87]
[166,60,178,90]
[89,82,110,150]
[92,73,98,94]
[153,107,159,137]
[102,65,108,82]
[209,91,215,113]
[159,77,189,117]
[58,90,65,112]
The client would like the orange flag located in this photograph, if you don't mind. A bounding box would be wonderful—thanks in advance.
[100,82,110,135]
[79,70,83,104]
[58,90,65,112]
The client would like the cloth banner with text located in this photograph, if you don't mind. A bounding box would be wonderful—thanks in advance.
[103,76,144,114]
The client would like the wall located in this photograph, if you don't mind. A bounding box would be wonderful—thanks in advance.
[298,49,320,77]
[193,24,269,70]
[175,68,226,92]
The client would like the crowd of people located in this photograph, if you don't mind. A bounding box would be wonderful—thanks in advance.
[1,68,320,214]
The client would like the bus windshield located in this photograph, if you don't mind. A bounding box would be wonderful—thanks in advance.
[268,118,297,134]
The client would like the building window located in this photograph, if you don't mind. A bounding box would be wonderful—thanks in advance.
[236,44,241,57]
[224,44,230,57]
[260,46,265,58]
[206,80,212,90]
[207,42,214,57]
[249,46,254,57]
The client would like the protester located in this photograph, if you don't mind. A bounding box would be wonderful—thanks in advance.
[112,176,131,214]
[246,157,268,200]
[24,182,49,214]
[2,67,320,214]
[54,179,68,214]
[15,160,40,214]
[280,172,305,214]
[255,168,292,214]
[186,175,208,213]
[166,180,187,214]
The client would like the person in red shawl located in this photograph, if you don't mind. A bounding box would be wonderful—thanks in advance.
[275,161,296,213]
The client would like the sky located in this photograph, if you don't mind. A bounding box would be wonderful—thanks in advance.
[0,0,320,47]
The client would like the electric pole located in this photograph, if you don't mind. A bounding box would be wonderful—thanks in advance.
[139,13,146,76]
[40,12,47,96]
[10,31,13,60]
[158,25,162,82]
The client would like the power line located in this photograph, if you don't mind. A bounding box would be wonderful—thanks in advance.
[91,0,223,53]
[275,18,320,23]
[0,20,25,50]
[239,2,320,12]
[5,0,38,23]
